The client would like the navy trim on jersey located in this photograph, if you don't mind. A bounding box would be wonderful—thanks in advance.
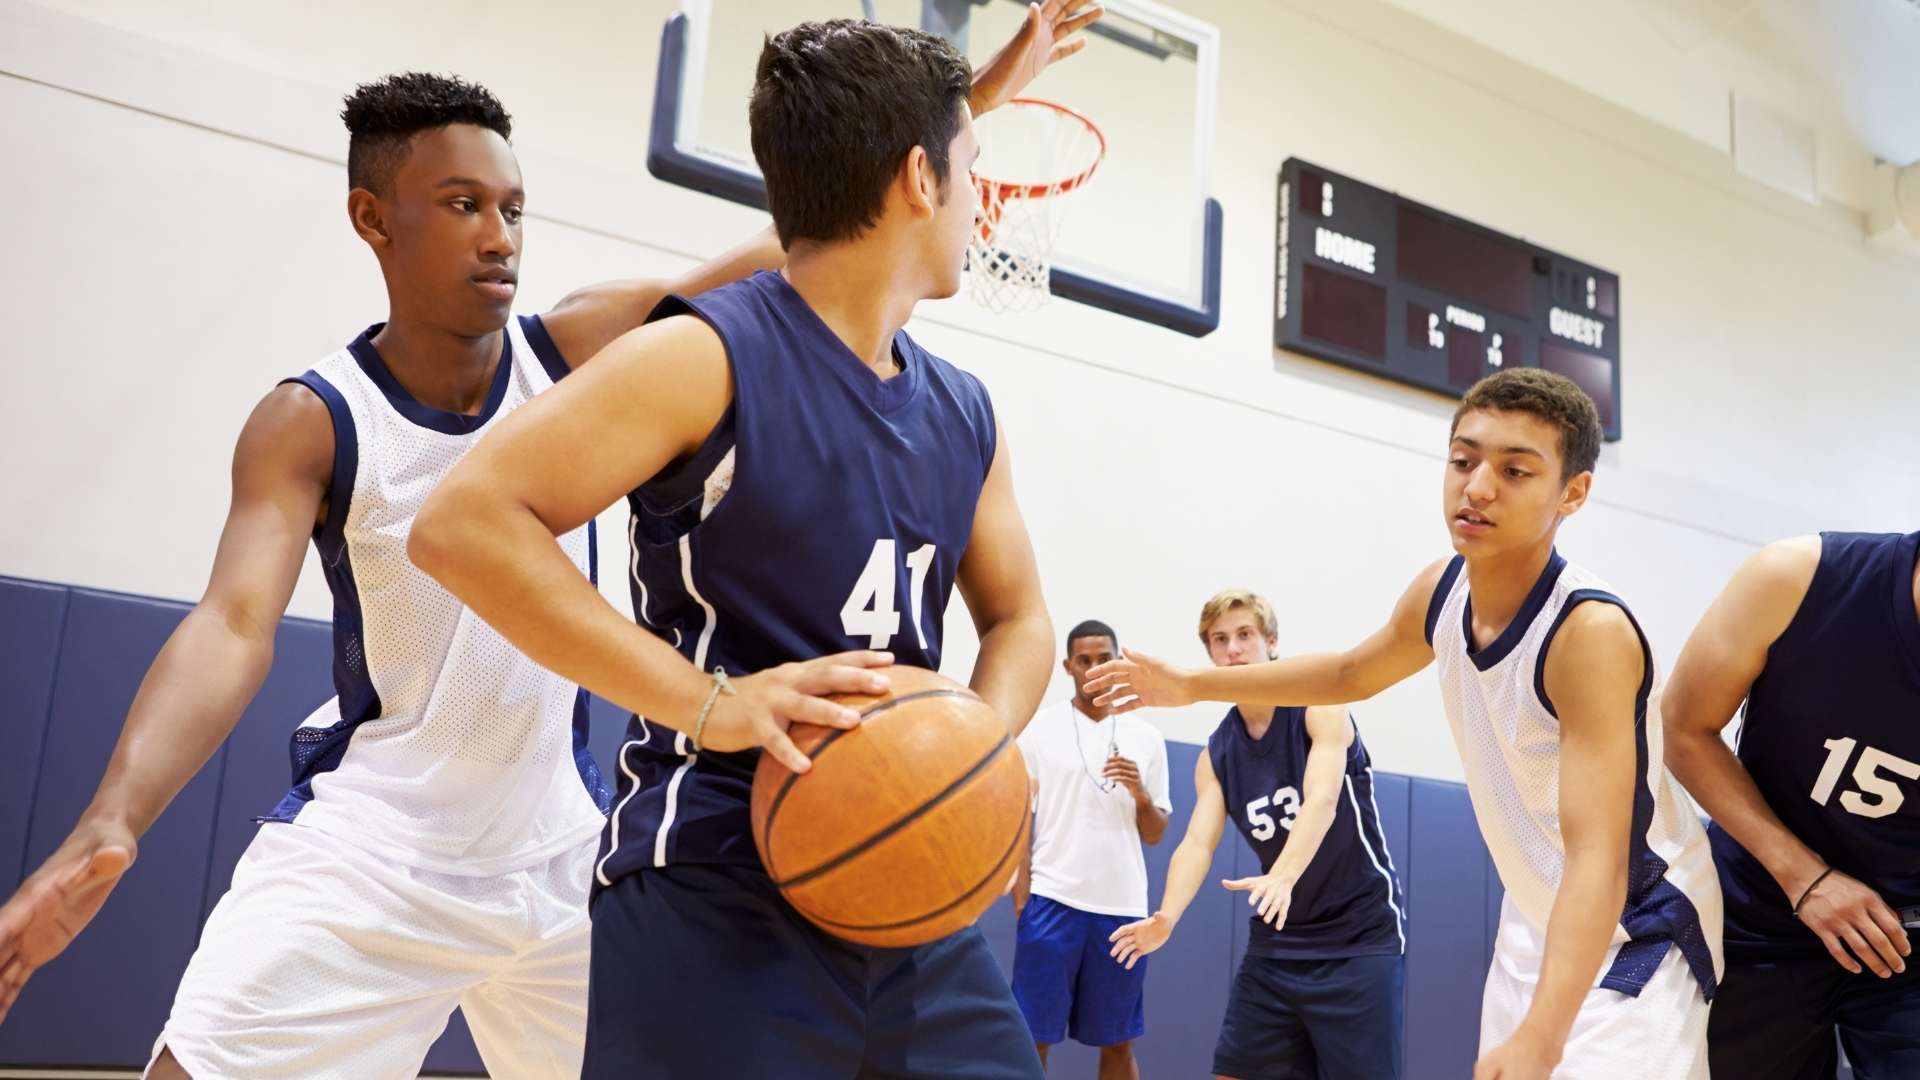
[265,372,379,821]
[1465,550,1567,670]
[573,517,610,811]
[1424,556,1465,645]
[572,688,612,813]
[1533,588,1716,1000]
[520,314,573,383]
[346,323,513,435]
[1530,589,1651,722]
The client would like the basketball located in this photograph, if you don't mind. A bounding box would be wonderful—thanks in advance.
[749,666,1030,948]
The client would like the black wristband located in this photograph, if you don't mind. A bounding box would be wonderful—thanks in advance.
[1792,867,1836,918]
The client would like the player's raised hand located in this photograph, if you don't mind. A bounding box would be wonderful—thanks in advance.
[0,818,137,1023]
[1083,649,1194,713]
[968,1,1106,116]
[1795,867,1911,977]
[1222,873,1294,929]
[1107,910,1173,970]
[701,651,894,772]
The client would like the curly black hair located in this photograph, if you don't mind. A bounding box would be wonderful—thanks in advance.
[340,72,512,194]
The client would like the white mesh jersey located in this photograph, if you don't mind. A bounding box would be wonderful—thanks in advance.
[1425,551,1723,999]
[262,316,610,876]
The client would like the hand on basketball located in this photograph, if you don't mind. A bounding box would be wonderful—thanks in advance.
[1100,755,1145,797]
[1795,867,1911,977]
[702,651,894,773]
[1472,1029,1559,1080]
[968,1,1106,117]
[1083,650,1194,713]
[1107,911,1172,970]
[0,817,137,1023]
[1222,872,1294,929]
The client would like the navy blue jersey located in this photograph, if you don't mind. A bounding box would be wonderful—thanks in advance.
[593,271,998,887]
[1712,531,1920,958]
[1208,707,1405,959]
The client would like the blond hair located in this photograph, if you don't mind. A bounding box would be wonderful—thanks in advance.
[1197,588,1277,645]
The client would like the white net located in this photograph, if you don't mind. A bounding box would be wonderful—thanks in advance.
[966,99,1105,314]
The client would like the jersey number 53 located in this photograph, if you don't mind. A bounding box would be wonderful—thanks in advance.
[1247,786,1301,840]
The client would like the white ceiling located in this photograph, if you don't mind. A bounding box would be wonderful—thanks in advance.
[1758,0,1920,166]
[1371,0,1920,206]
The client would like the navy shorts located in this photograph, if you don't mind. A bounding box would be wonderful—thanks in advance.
[1709,950,1920,1079]
[584,863,1043,1080]
[1010,895,1149,1047]
[1212,952,1404,1080]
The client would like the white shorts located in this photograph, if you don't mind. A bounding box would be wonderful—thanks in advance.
[1479,896,1710,1080]
[149,822,595,1080]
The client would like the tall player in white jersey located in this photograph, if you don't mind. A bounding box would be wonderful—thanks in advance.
[1085,369,1722,1080]
[0,74,784,1079]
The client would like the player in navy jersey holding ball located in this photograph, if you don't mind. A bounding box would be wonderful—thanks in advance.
[410,9,1105,1078]
[1107,589,1404,1080]
[1663,531,1918,1079]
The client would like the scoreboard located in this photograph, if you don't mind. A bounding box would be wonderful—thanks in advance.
[1274,158,1623,441]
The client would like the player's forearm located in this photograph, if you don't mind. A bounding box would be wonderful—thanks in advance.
[1155,837,1214,926]
[410,499,710,732]
[970,610,1053,737]
[1520,851,1627,1053]
[1268,790,1339,884]
[1665,724,1825,897]
[670,224,786,296]
[1133,801,1169,845]
[1187,653,1358,707]
[84,607,275,836]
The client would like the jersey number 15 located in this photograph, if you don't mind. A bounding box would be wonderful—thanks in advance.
[1810,737,1919,819]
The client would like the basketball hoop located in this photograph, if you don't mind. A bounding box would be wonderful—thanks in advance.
[966,98,1107,314]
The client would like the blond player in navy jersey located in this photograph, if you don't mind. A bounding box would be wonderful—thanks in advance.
[1088,370,1722,1080]
[1108,589,1405,1080]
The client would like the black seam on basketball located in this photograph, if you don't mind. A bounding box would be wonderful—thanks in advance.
[800,801,1030,934]
[770,730,1012,890]
[757,687,981,877]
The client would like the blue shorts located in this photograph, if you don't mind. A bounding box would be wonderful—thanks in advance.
[1710,950,1919,1079]
[584,863,1042,1080]
[1010,895,1149,1047]
[1212,952,1404,1080]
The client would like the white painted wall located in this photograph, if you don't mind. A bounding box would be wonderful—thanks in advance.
[2,0,1914,779]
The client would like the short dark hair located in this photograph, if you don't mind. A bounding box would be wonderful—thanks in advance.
[341,73,512,195]
[1452,369,1602,478]
[749,19,972,248]
[1066,619,1119,654]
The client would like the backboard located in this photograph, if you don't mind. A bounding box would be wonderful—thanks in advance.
[648,0,1223,336]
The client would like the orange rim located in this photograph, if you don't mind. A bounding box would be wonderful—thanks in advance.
[970,97,1107,205]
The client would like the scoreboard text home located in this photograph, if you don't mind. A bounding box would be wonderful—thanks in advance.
[1274,157,1623,441]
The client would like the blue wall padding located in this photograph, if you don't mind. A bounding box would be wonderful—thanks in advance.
[0,590,221,1067]
[0,576,1512,1078]
[0,578,70,891]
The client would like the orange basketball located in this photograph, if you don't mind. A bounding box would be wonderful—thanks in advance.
[749,666,1029,948]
